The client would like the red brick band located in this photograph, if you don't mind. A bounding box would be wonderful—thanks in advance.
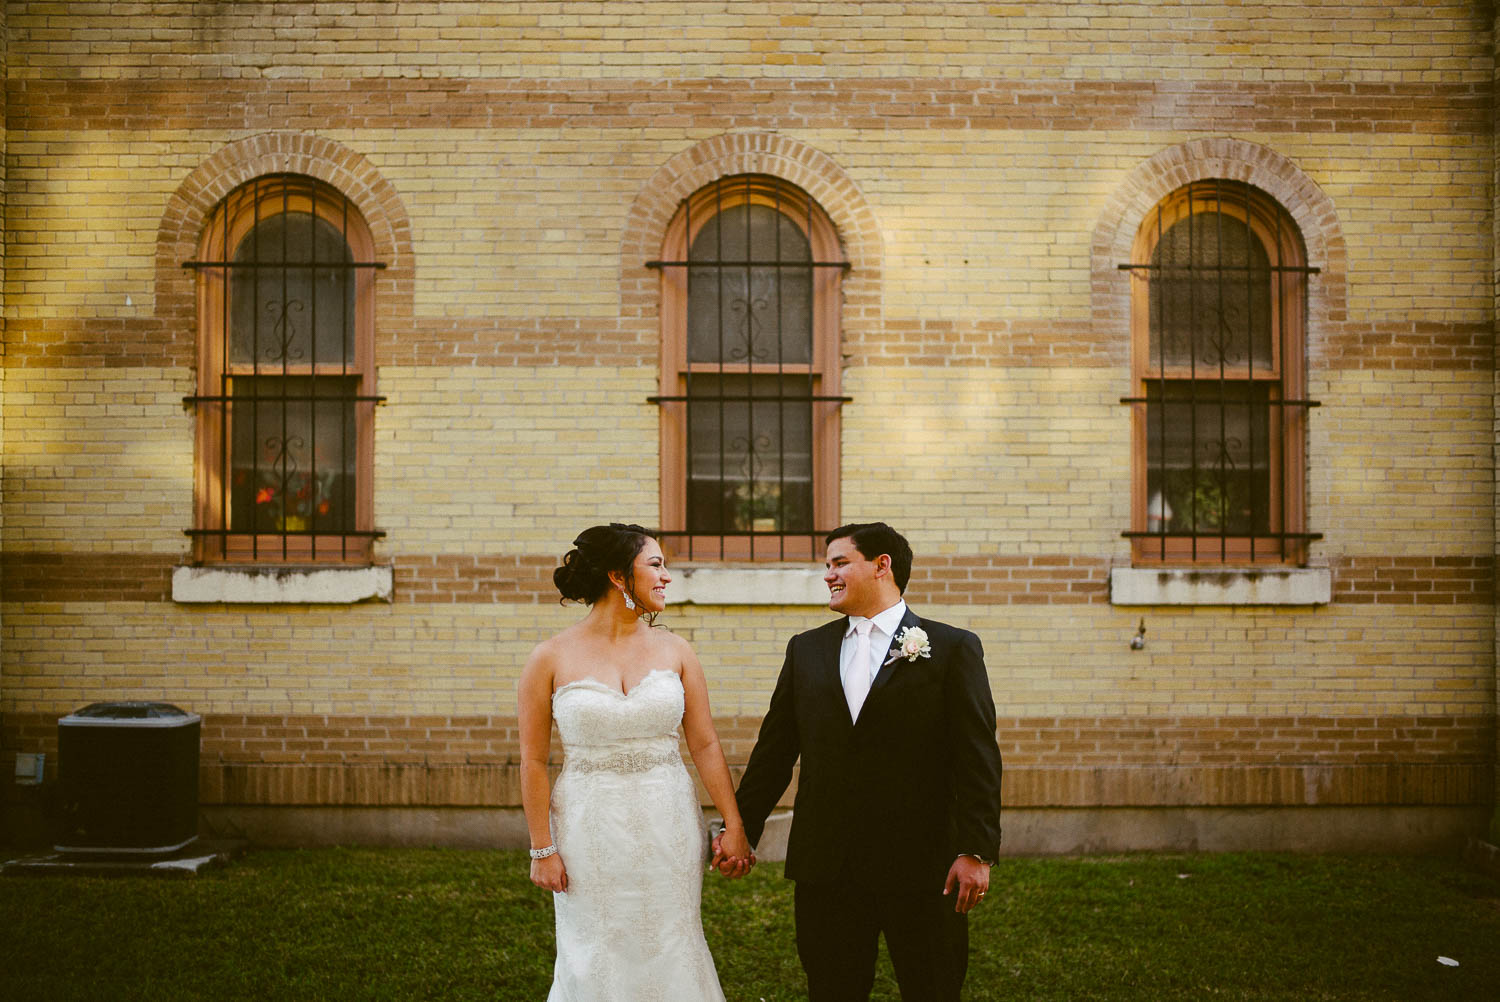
[1317,321,1495,370]
[2,552,1492,606]
[0,551,177,604]
[5,711,1486,767]
[4,712,1490,809]
[392,554,558,604]
[8,78,1487,135]
[906,556,1111,605]
[1331,556,1496,605]
[8,315,1492,372]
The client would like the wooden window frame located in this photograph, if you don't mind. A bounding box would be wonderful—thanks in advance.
[656,175,844,562]
[1127,181,1312,566]
[191,175,379,565]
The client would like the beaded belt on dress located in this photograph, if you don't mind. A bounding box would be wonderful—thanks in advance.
[565,741,680,775]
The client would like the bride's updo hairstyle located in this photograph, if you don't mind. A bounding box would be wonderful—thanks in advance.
[554,523,657,610]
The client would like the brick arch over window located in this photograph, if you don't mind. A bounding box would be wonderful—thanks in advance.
[624,134,878,562]
[1091,138,1346,363]
[157,132,415,334]
[1096,139,1338,567]
[620,132,883,336]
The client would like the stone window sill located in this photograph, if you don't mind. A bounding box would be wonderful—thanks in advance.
[664,565,828,607]
[1110,566,1330,607]
[172,564,394,604]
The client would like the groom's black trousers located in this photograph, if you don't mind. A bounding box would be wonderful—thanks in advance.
[794,878,968,1001]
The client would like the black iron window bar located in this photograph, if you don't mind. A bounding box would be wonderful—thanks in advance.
[182,175,386,562]
[647,175,850,561]
[1118,179,1321,563]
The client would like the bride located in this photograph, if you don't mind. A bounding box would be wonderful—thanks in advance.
[518,523,754,1000]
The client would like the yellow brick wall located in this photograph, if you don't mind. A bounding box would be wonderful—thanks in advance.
[0,596,1492,722]
[3,3,1486,84]
[1313,370,1495,554]
[375,367,659,550]
[1493,4,1500,839]
[0,367,192,548]
[0,0,6,569]
[5,127,1491,326]
[0,3,1493,833]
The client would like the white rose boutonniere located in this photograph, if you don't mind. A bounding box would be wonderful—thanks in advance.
[885,626,932,666]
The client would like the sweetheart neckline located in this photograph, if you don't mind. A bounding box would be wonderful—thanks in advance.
[552,667,679,700]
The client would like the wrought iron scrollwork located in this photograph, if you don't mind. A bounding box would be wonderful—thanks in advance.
[233,299,310,364]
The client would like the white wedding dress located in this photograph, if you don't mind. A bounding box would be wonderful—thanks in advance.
[547,668,726,1001]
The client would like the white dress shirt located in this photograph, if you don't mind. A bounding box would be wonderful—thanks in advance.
[839,600,907,699]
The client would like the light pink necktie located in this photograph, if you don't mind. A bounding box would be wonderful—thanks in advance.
[846,620,873,722]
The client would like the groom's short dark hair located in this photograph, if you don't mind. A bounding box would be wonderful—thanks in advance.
[826,522,913,594]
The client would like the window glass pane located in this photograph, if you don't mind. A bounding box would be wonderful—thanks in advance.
[1145,382,1272,535]
[686,374,813,533]
[687,204,812,365]
[228,376,358,533]
[1148,211,1273,372]
[230,212,354,366]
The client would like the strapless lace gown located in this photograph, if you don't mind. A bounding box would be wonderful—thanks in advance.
[547,668,725,1001]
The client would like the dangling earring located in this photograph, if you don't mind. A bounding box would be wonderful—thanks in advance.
[619,587,636,611]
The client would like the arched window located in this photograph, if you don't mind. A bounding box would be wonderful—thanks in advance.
[653,175,846,561]
[1125,179,1319,564]
[187,175,382,563]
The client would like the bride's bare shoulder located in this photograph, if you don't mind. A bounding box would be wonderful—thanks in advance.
[522,628,577,677]
[649,625,697,664]
[647,622,687,646]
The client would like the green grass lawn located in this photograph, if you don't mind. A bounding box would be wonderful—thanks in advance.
[2,848,1497,1001]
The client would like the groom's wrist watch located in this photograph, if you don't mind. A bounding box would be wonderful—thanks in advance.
[960,852,994,866]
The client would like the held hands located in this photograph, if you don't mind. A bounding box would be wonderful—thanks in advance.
[530,852,569,893]
[709,826,756,879]
[942,854,990,914]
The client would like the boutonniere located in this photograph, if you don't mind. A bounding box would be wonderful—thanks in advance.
[884,626,932,666]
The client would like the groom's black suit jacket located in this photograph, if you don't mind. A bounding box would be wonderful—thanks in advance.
[736,607,1003,891]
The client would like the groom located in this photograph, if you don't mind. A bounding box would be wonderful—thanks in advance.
[717,522,1003,1001]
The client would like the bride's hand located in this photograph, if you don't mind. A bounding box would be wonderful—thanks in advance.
[720,827,752,864]
[530,852,568,893]
[712,826,755,878]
